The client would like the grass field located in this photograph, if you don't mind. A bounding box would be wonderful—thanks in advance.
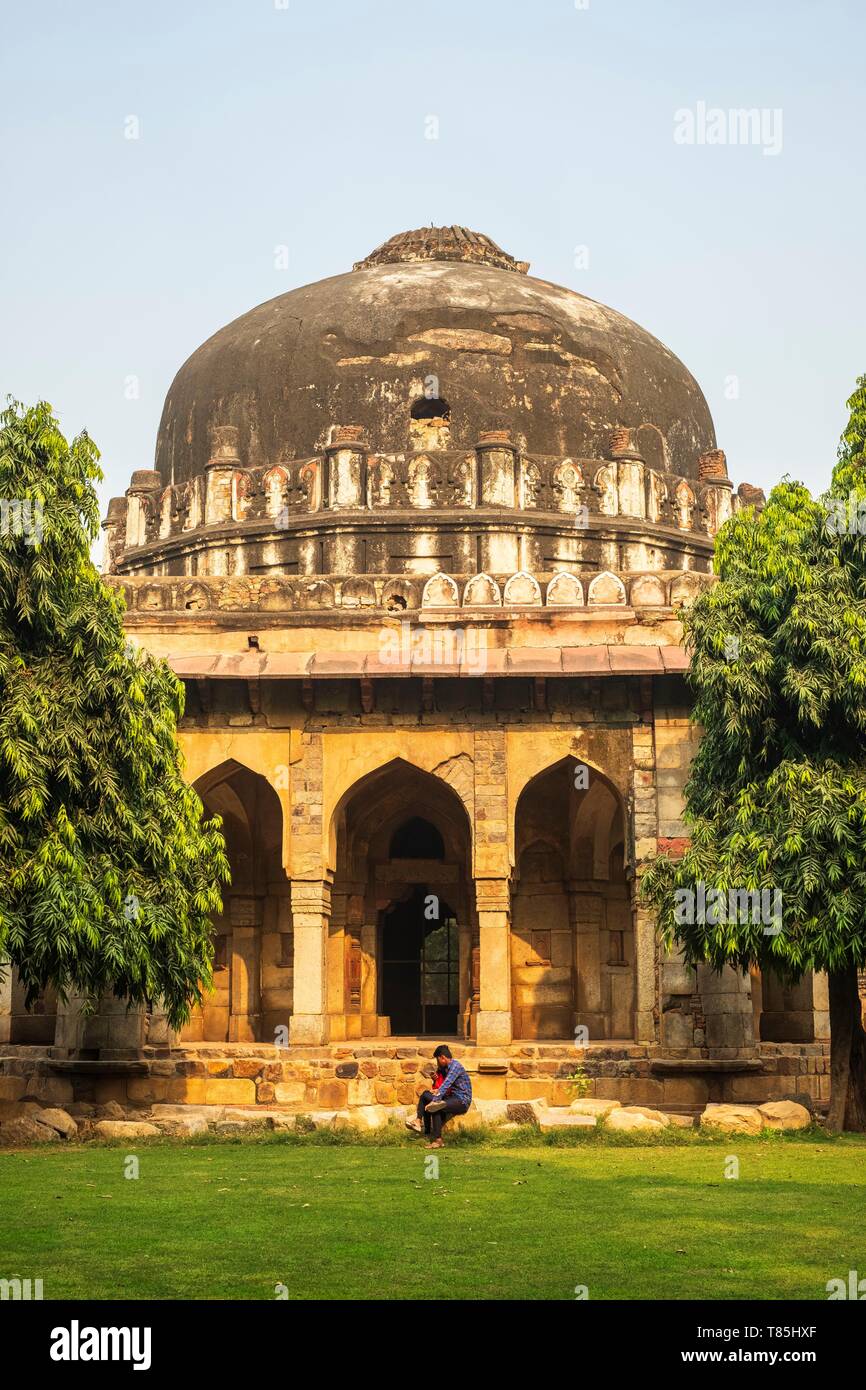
[1,1129,863,1300]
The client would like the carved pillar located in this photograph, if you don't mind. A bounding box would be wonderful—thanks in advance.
[289,879,331,1044]
[326,427,368,510]
[124,470,160,547]
[475,430,519,573]
[204,425,242,525]
[475,878,512,1046]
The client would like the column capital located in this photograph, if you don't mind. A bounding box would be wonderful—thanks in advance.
[474,877,511,913]
[290,878,332,917]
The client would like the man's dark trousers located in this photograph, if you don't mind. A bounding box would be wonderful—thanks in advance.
[416,1089,469,1139]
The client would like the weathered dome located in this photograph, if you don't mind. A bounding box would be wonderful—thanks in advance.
[155,227,716,486]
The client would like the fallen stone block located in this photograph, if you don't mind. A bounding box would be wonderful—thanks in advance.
[699,1104,763,1135]
[668,1114,696,1129]
[537,1111,597,1130]
[569,1098,622,1118]
[506,1099,547,1125]
[93,1120,161,1141]
[620,1105,671,1127]
[34,1107,78,1139]
[156,1115,210,1137]
[0,1116,61,1146]
[333,1105,389,1131]
[605,1108,667,1133]
[757,1100,811,1131]
[474,1099,512,1125]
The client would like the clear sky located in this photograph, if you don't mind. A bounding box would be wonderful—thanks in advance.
[1,0,863,517]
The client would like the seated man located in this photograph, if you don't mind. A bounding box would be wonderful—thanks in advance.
[406,1044,472,1148]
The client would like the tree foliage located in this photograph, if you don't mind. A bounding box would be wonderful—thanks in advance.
[641,376,866,1129]
[0,400,228,1030]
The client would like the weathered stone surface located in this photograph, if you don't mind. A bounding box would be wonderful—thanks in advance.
[334,1105,390,1131]
[620,1105,671,1127]
[35,1107,78,1139]
[569,1098,622,1118]
[156,1114,209,1137]
[700,1104,763,1135]
[605,1109,667,1133]
[271,1114,298,1131]
[204,1079,256,1106]
[0,1116,61,1145]
[231,1060,265,1079]
[97,1101,128,1120]
[506,1099,547,1125]
[93,1120,160,1140]
[474,1099,512,1125]
[537,1111,597,1130]
[757,1100,811,1131]
[273,1081,307,1105]
[317,1080,348,1110]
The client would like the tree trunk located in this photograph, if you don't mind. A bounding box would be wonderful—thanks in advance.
[827,964,866,1132]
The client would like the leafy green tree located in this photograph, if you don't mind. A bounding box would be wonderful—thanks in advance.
[642,377,866,1132]
[0,400,228,1032]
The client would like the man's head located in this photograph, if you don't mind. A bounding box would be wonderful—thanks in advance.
[433,1044,452,1066]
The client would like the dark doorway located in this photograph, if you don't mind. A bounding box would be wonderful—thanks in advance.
[381,884,458,1035]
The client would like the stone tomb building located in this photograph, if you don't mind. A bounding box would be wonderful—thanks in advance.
[0,228,830,1115]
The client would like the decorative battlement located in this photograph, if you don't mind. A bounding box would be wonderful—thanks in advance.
[107,567,713,618]
[104,424,764,580]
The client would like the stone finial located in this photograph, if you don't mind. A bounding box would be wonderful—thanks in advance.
[477,428,513,447]
[207,425,241,466]
[698,448,728,480]
[330,424,367,448]
[607,428,644,462]
[737,482,766,509]
[128,470,162,492]
[354,226,529,274]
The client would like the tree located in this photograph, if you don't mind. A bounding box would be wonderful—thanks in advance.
[0,400,228,1032]
[641,376,866,1132]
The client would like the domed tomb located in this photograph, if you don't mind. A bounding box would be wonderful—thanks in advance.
[105,227,761,590]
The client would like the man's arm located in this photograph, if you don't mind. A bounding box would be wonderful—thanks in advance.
[435,1060,458,1099]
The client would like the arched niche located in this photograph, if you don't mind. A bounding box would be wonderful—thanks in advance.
[511,756,632,1042]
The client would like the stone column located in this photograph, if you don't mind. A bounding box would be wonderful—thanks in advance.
[0,964,12,1044]
[289,879,331,1045]
[632,689,659,1043]
[570,888,604,1042]
[54,992,86,1055]
[325,891,348,1042]
[228,895,262,1042]
[360,923,379,1037]
[475,878,512,1046]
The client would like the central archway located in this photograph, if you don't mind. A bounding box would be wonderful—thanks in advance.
[332,759,473,1038]
[381,884,459,1035]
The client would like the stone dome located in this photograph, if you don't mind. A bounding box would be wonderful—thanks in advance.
[154,226,716,485]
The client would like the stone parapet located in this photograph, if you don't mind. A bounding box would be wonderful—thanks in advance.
[0,1040,830,1113]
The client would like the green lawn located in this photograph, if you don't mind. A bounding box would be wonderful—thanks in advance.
[1,1131,864,1300]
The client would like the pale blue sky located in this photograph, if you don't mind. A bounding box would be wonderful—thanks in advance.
[1,0,863,514]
